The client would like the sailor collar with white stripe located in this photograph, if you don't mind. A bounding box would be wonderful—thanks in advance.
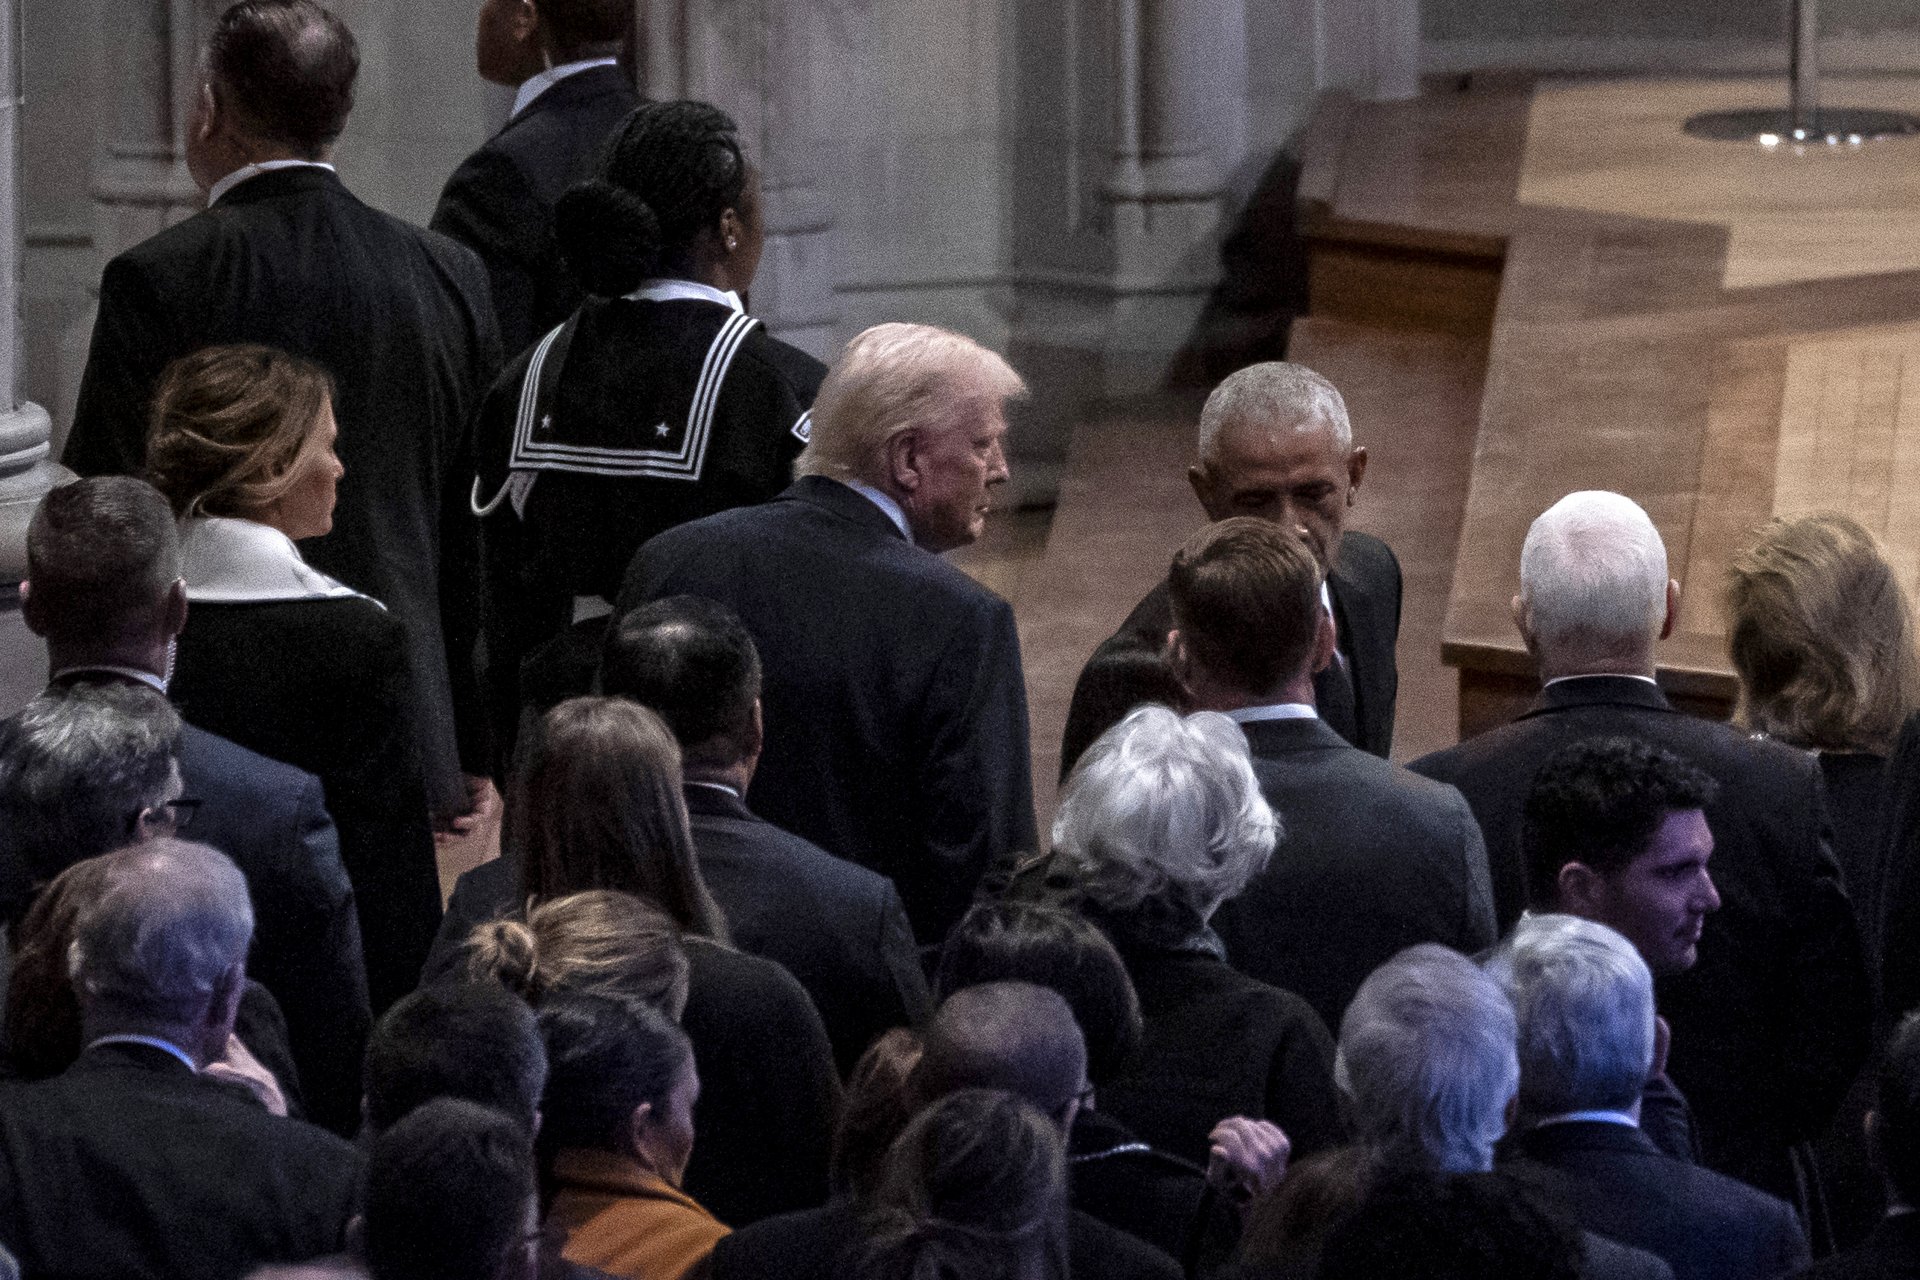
[179,516,379,606]
[474,288,772,521]
[624,279,746,312]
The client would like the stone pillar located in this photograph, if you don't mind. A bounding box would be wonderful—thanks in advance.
[1,0,69,714]
[51,0,209,462]
[1104,0,1248,392]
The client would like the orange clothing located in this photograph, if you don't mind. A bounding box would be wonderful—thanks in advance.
[549,1148,730,1280]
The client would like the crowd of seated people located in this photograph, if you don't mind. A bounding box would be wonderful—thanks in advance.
[6,2,1920,1279]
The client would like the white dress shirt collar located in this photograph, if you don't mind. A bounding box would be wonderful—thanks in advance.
[842,481,914,544]
[87,1034,198,1073]
[684,779,743,799]
[51,664,168,694]
[1227,704,1319,724]
[208,159,337,207]
[513,57,621,119]
[1533,1109,1640,1129]
[1542,673,1660,689]
[624,279,745,313]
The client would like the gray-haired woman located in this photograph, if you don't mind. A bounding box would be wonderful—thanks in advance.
[1009,705,1344,1167]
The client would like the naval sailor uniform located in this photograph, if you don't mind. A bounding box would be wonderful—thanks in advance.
[166,516,443,1014]
[472,279,827,763]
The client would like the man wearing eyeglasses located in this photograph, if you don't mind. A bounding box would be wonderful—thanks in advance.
[10,476,371,1136]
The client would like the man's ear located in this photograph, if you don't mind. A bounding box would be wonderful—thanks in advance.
[513,0,542,46]
[1345,446,1368,503]
[884,428,922,495]
[1187,463,1211,515]
[1309,606,1336,675]
[1511,593,1534,650]
[1659,578,1680,641]
[343,1213,368,1262]
[164,578,188,641]
[744,698,765,761]
[17,579,43,637]
[195,81,220,142]
[1556,862,1604,914]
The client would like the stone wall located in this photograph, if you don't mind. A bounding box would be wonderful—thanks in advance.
[18,0,1418,487]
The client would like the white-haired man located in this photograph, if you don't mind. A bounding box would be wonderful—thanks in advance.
[1060,361,1401,772]
[1491,914,1809,1280]
[0,840,362,1277]
[1411,490,1869,1214]
[1337,944,1674,1280]
[613,322,1035,943]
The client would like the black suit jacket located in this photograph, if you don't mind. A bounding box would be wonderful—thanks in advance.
[616,476,1037,943]
[65,167,504,811]
[1059,530,1401,775]
[431,66,640,358]
[174,723,371,1135]
[0,1042,363,1280]
[1792,1215,1920,1280]
[426,857,841,1226]
[708,1197,1181,1280]
[1213,716,1496,1033]
[1098,945,1343,1168]
[1501,1121,1809,1280]
[684,783,931,1073]
[1409,675,1872,1203]
[170,598,442,1017]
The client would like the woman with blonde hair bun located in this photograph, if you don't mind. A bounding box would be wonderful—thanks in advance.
[146,342,439,1016]
[463,890,692,1019]
[430,695,841,1227]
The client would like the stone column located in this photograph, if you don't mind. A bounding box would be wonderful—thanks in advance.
[1,0,69,714]
[1105,0,1248,392]
[51,0,209,461]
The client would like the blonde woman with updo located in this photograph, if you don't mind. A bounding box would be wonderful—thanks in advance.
[146,342,441,1014]
[1725,512,1920,978]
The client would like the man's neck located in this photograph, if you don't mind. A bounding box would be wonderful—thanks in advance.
[82,1016,214,1069]
[1535,653,1657,683]
[1185,672,1316,715]
[684,762,753,796]
[46,643,167,685]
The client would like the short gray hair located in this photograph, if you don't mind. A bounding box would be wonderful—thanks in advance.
[1050,705,1276,924]
[795,322,1026,484]
[0,682,182,893]
[1519,491,1668,656]
[1336,944,1518,1173]
[1484,914,1655,1119]
[1197,362,1352,461]
[69,838,254,1027]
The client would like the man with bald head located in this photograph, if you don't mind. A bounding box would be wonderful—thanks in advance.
[1410,490,1869,1215]
[1061,362,1400,773]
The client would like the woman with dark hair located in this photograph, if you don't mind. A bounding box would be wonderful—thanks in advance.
[1009,708,1342,1170]
[471,98,828,759]
[430,695,839,1228]
[539,992,727,1278]
[857,1089,1071,1280]
[145,342,439,1015]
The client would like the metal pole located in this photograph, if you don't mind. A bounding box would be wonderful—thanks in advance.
[1789,0,1819,134]
[1684,0,1917,145]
